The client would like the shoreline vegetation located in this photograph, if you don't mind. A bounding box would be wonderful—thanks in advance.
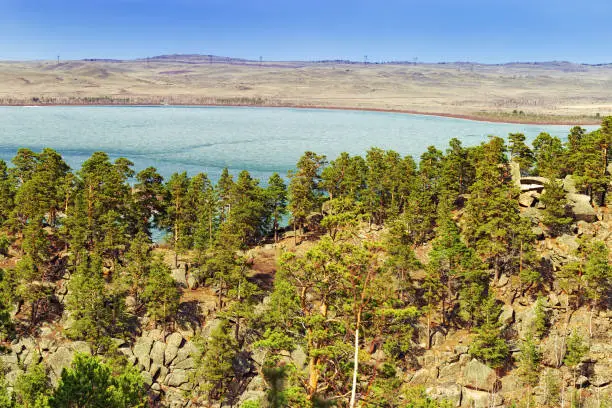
[0,117,608,407]
[0,96,603,125]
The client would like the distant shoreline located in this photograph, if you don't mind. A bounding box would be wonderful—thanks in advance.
[1,101,602,126]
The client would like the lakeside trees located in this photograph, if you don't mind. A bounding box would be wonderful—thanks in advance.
[0,118,609,406]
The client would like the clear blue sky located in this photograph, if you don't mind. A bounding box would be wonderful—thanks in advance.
[0,0,610,63]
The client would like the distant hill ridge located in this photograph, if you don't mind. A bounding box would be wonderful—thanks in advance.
[78,54,611,67]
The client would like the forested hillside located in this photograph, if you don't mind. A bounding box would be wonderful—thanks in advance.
[0,118,609,407]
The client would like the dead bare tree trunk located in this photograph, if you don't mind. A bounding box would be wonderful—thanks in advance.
[349,327,359,408]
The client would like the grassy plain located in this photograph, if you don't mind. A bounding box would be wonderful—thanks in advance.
[1,56,610,124]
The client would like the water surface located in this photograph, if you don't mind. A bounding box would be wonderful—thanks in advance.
[0,106,592,182]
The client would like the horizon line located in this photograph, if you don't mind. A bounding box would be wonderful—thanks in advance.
[1,54,611,66]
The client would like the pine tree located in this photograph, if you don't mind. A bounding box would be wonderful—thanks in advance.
[564,330,589,406]
[440,138,475,204]
[468,294,509,368]
[222,170,267,246]
[14,362,51,408]
[66,254,111,347]
[532,132,565,179]
[50,353,146,408]
[533,296,549,339]
[384,219,421,302]
[163,172,190,266]
[287,152,326,244]
[428,204,474,324]
[120,231,152,310]
[142,257,180,331]
[517,333,542,387]
[187,173,217,254]
[265,173,288,243]
[132,166,165,235]
[540,180,572,236]
[216,167,234,222]
[463,137,535,283]
[0,160,15,227]
[195,319,238,402]
[582,240,611,309]
[508,132,535,175]
[320,152,367,203]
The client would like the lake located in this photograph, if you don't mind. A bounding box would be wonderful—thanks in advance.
[0,106,593,182]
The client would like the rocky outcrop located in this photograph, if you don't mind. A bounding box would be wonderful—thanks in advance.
[563,175,578,194]
[459,359,499,392]
[518,192,537,207]
[567,193,598,222]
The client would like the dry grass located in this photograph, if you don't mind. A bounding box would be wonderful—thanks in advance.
[1,58,611,124]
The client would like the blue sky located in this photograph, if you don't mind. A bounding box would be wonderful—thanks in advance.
[0,0,610,63]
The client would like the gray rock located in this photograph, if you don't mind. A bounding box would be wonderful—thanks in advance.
[5,369,24,385]
[455,345,469,355]
[460,359,498,392]
[438,362,463,382]
[430,331,445,347]
[0,352,18,368]
[172,357,195,370]
[500,374,523,393]
[556,234,580,255]
[520,184,545,193]
[499,304,515,327]
[562,175,578,194]
[139,356,151,372]
[591,362,611,387]
[427,383,462,407]
[70,341,91,355]
[47,347,74,377]
[291,345,308,370]
[520,207,543,225]
[10,342,24,355]
[118,346,134,358]
[165,344,180,366]
[187,274,198,289]
[149,363,161,379]
[201,318,223,339]
[165,390,188,408]
[141,371,153,389]
[496,274,509,288]
[540,334,565,368]
[516,303,537,338]
[171,267,187,287]
[165,369,189,387]
[567,193,597,222]
[125,296,137,310]
[40,337,57,352]
[150,341,166,366]
[111,337,128,348]
[576,375,589,387]
[127,355,138,367]
[532,226,545,240]
[462,387,503,408]
[410,368,438,385]
[144,328,164,341]
[133,337,154,363]
[239,392,267,408]
[519,192,536,207]
[510,161,522,188]
[521,176,550,185]
[166,332,184,349]
[156,365,169,384]
[547,292,561,307]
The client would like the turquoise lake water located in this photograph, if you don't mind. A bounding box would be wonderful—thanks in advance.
[0,106,594,182]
